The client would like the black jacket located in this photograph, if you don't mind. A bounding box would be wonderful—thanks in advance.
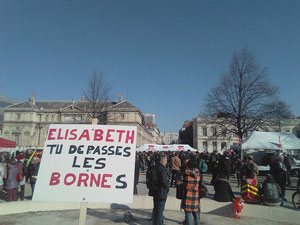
[155,163,169,199]
[213,178,234,202]
[262,178,281,203]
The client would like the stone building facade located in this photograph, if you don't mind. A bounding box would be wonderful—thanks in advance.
[161,132,179,145]
[193,114,300,153]
[2,95,160,150]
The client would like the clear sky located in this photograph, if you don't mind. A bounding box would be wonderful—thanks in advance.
[0,0,299,132]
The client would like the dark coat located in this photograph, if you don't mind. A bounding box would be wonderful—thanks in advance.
[213,178,234,202]
[272,161,286,186]
[29,162,40,184]
[262,178,281,203]
[154,163,169,200]
[218,157,231,177]
[134,159,140,185]
[5,165,18,190]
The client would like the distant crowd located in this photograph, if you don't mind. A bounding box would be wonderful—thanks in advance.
[135,150,300,225]
[0,150,40,201]
[1,148,299,225]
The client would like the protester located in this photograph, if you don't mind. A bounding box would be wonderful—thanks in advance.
[240,156,261,203]
[152,155,169,225]
[213,174,234,202]
[0,156,4,190]
[210,150,219,184]
[217,153,231,180]
[5,159,18,201]
[272,155,287,206]
[247,155,259,181]
[283,154,293,186]
[134,155,140,195]
[261,174,281,206]
[180,157,200,225]
[197,153,207,182]
[28,156,40,196]
[16,152,27,200]
[234,158,242,187]
[169,152,181,187]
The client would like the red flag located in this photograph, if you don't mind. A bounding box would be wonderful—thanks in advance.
[279,136,282,148]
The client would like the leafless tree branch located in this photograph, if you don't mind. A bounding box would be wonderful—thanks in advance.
[83,72,111,123]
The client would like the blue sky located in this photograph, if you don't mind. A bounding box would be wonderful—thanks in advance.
[0,0,299,132]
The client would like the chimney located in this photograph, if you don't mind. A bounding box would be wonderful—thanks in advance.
[30,93,35,105]
[118,94,123,103]
[81,96,87,101]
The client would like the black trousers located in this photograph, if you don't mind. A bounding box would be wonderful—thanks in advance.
[170,170,180,187]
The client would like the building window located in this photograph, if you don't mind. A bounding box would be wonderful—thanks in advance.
[14,135,19,145]
[213,142,217,151]
[222,129,226,137]
[221,142,227,150]
[212,128,217,136]
[203,142,208,151]
[120,113,125,120]
[285,130,290,132]
[202,127,207,136]
[17,113,21,120]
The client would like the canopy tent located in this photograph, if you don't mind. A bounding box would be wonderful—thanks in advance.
[136,144,197,152]
[242,131,300,150]
[167,144,198,152]
[0,137,16,148]
[136,144,171,152]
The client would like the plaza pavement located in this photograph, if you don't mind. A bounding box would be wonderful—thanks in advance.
[0,173,299,225]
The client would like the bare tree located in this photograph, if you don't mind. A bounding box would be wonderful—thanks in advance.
[261,100,293,131]
[83,72,111,123]
[205,47,278,139]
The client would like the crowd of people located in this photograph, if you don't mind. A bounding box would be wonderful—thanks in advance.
[136,150,300,225]
[0,148,299,225]
[0,150,40,201]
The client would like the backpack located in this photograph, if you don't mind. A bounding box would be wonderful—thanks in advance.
[146,165,158,195]
[199,159,208,173]
[16,163,24,182]
[264,183,279,201]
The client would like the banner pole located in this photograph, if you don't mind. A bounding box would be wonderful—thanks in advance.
[79,202,88,225]
[78,118,98,225]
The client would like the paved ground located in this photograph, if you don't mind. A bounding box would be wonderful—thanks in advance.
[0,208,296,225]
[136,172,299,210]
[1,172,298,208]
[0,173,299,225]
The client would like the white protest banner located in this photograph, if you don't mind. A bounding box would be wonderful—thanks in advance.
[33,124,137,203]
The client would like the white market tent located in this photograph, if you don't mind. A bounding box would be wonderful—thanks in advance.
[242,131,300,150]
[167,144,198,152]
[136,144,171,152]
[136,144,197,152]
